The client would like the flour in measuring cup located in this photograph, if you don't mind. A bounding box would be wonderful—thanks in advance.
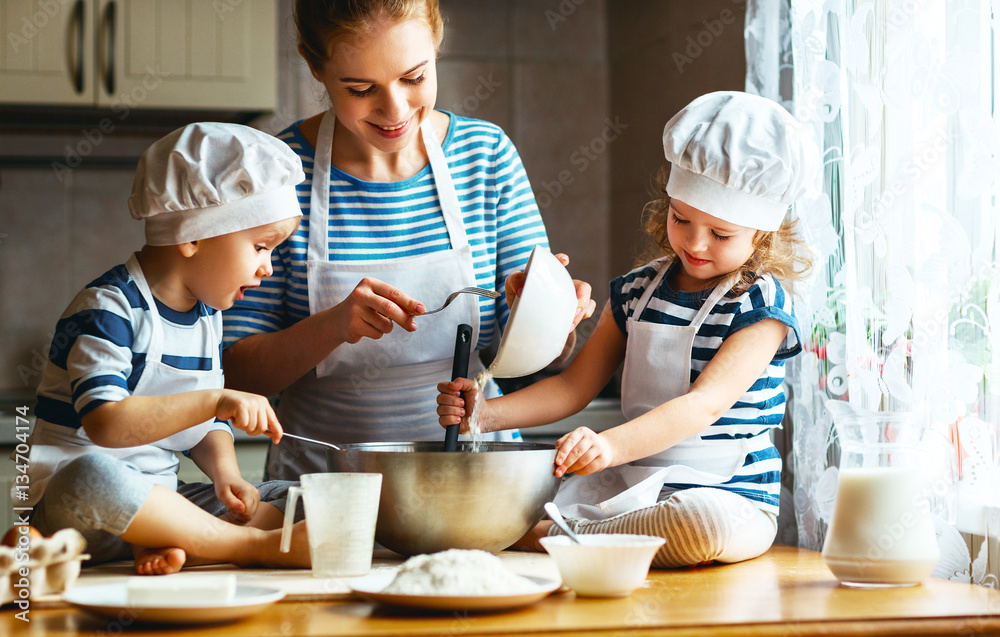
[381,549,534,596]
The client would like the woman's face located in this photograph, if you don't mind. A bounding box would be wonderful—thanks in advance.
[309,17,438,155]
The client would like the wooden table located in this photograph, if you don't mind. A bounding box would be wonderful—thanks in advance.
[6,545,1000,636]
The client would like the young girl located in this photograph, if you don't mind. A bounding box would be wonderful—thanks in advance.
[438,91,817,568]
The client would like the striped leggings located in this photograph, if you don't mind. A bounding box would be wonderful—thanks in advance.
[550,487,778,568]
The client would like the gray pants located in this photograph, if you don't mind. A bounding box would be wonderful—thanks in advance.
[550,486,778,568]
[31,453,298,564]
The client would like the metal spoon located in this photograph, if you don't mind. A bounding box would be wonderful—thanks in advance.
[274,431,343,452]
[544,501,582,544]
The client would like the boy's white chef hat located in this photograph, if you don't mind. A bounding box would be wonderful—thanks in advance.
[129,122,304,246]
[662,91,818,231]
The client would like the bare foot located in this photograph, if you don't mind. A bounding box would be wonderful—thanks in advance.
[133,547,186,575]
[251,520,311,569]
[509,520,554,552]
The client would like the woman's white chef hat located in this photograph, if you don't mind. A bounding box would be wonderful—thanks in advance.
[662,91,819,231]
[129,122,304,246]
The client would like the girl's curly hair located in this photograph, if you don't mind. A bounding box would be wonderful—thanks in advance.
[639,166,814,296]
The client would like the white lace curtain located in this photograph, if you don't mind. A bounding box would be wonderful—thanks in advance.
[747,0,1000,585]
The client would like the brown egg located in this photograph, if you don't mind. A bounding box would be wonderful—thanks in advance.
[0,525,43,547]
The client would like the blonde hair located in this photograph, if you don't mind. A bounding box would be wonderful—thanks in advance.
[639,166,813,296]
[294,0,444,72]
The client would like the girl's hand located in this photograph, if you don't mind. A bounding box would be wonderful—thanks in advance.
[331,277,422,343]
[436,378,488,434]
[215,476,260,524]
[215,390,283,442]
[554,427,616,477]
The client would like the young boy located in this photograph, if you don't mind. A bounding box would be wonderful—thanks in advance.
[22,122,311,575]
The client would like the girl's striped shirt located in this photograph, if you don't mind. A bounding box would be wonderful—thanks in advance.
[223,112,548,350]
[609,258,803,514]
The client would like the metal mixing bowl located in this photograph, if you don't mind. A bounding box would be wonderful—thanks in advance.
[326,441,560,556]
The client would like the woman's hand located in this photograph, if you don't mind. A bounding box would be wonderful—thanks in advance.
[504,253,596,330]
[436,378,489,434]
[330,277,424,344]
[214,475,260,524]
[215,390,282,443]
[555,253,597,329]
[554,427,617,477]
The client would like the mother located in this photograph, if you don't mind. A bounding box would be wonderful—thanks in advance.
[222,0,594,480]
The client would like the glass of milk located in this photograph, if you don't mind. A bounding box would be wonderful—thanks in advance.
[821,402,940,587]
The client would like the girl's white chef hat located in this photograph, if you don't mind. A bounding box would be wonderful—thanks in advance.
[662,91,818,231]
[129,122,304,246]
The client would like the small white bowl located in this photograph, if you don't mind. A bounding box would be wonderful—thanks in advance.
[539,533,666,597]
[488,246,577,379]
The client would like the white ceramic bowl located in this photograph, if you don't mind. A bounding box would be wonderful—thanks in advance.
[539,534,665,597]
[488,246,577,378]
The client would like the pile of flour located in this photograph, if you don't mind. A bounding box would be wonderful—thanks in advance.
[382,549,534,595]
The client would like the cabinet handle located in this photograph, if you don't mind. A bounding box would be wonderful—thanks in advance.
[102,1,116,96]
[73,0,84,94]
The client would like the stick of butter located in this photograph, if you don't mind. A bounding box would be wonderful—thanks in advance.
[126,574,238,606]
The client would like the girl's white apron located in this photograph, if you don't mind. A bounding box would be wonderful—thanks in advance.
[554,260,762,520]
[270,111,505,480]
[26,254,224,504]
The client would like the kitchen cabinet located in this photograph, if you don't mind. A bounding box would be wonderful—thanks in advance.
[0,0,276,111]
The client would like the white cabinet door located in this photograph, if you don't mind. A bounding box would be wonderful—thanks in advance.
[96,0,276,111]
[0,0,276,111]
[0,0,95,106]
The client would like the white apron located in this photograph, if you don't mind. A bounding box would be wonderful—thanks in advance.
[270,111,504,480]
[25,254,224,505]
[554,260,754,520]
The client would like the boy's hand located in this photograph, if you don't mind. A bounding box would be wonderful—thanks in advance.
[215,390,283,442]
[436,378,488,434]
[554,427,616,477]
[216,476,260,524]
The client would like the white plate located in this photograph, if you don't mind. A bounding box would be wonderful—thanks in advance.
[349,571,561,612]
[62,583,285,625]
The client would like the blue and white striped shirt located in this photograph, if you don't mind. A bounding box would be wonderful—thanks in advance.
[25,262,233,506]
[35,264,227,429]
[610,258,802,513]
[223,112,549,350]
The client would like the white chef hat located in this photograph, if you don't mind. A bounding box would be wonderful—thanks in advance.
[129,122,304,246]
[662,91,818,232]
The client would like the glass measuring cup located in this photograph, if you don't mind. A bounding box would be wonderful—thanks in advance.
[279,472,382,578]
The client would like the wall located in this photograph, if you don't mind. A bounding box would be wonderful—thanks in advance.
[0,0,747,402]
[606,0,748,278]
